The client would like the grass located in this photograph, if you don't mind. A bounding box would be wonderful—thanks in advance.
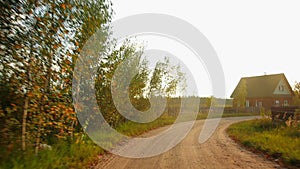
[0,116,176,169]
[116,116,176,136]
[116,111,259,137]
[197,111,259,120]
[227,118,300,167]
[0,139,104,169]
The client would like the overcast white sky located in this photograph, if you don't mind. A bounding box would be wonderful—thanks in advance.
[110,0,300,98]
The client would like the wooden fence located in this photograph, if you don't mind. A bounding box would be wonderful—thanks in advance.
[271,106,300,122]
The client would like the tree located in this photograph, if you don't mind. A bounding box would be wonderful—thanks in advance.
[1,0,186,158]
[233,79,247,108]
[149,57,185,97]
[0,0,113,155]
[204,96,219,108]
[292,81,300,106]
[94,41,187,127]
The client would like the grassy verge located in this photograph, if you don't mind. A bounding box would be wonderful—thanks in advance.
[0,140,104,169]
[0,116,176,169]
[197,112,259,120]
[117,111,259,137]
[227,118,300,168]
[116,116,176,136]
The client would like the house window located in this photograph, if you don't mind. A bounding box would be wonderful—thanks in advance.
[237,101,240,107]
[279,85,284,91]
[258,101,263,107]
[246,100,250,107]
[284,100,288,106]
[275,100,279,105]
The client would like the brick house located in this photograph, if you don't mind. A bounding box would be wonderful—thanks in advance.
[230,73,295,110]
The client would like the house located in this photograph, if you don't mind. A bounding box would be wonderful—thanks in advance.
[230,73,295,110]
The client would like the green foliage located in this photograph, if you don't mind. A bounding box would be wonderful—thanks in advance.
[1,0,187,167]
[0,0,113,161]
[227,119,300,167]
[0,0,190,168]
[94,41,186,128]
[233,79,247,108]
[293,81,300,106]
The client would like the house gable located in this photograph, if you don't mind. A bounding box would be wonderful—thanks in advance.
[273,79,291,95]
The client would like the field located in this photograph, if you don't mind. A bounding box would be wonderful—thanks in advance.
[227,118,300,168]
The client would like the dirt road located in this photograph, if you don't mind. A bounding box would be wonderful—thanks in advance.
[96,116,280,169]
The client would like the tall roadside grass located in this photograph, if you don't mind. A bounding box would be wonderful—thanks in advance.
[0,138,104,169]
[0,116,176,169]
[227,118,300,167]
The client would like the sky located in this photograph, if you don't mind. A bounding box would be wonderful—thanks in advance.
[110,0,300,98]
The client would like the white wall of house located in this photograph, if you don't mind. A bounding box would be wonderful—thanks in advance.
[273,79,291,95]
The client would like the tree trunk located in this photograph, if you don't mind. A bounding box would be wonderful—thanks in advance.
[70,119,75,141]
[35,117,42,155]
[22,96,29,152]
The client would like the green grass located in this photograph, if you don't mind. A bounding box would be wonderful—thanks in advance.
[227,118,300,167]
[0,116,176,169]
[116,116,176,136]
[197,112,259,120]
[0,139,104,169]
[116,112,259,137]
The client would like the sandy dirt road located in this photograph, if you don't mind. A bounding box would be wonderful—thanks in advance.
[96,116,280,169]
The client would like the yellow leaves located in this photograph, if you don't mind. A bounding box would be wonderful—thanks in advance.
[75,138,81,144]
[65,60,71,65]
[55,134,65,139]
[27,92,34,98]
[0,109,5,117]
[61,3,66,10]
[33,85,40,90]
[11,103,18,111]
[60,3,72,10]
[14,45,22,49]
[61,68,66,73]
[53,44,58,49]
[51,3,56,9]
